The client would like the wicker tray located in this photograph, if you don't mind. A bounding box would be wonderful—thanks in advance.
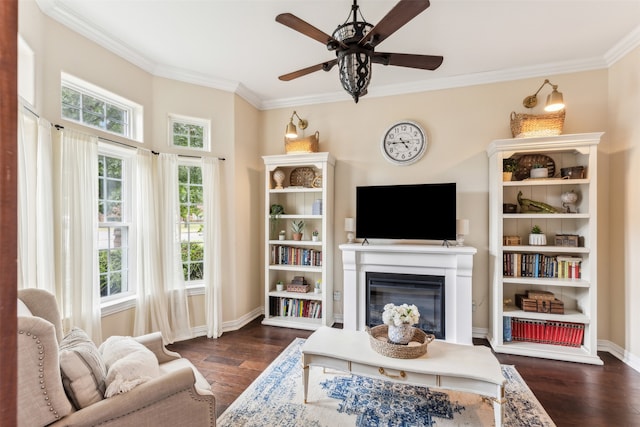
[510,110,565,138]
[284,131,320,154]
[367,325,435,359]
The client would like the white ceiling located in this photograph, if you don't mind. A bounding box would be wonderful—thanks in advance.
[35,0,640,109]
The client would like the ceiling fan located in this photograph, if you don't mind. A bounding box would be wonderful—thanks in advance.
[276,0,443,103]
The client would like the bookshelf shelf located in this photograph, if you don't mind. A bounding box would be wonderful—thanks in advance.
[262,152,335,330]
[487,133,603,365]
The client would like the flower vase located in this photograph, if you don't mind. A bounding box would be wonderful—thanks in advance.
[387,323,414,345]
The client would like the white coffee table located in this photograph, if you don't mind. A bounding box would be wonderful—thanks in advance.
[302,326,506,426]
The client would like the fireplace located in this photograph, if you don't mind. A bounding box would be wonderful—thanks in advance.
[340,243,476,344]
[366,272,445,339]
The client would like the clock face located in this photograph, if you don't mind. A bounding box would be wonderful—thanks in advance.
[381,121,427,165]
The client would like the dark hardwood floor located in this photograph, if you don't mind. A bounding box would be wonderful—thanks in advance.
[168,317,640,426]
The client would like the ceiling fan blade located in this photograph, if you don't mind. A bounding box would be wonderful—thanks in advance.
[278,59,338,81]
[372,52,443,70]
[276,13,346,49]
[359,0,430,48]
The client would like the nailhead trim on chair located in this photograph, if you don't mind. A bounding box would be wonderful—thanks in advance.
[19,330,61,419]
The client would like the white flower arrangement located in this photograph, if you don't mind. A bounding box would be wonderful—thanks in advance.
[382,303,420,326]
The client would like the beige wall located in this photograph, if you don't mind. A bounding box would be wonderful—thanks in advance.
[259,72,609,327]
[608,45,640,356]
[18,0,640,365]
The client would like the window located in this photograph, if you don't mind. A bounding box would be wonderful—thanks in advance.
[98,144,135,300]
[61,73,143,142]
[169,114,210,151]
[179,162,204,282]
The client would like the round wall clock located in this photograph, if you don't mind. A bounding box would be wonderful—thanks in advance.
[380,120,427,165]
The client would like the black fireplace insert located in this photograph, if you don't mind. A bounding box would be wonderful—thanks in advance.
[366,272,445,339]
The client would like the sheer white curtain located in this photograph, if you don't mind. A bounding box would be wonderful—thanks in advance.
[203,157,222,338]
[17,104,55,293]
[134,151,192,343]
[53,129,102,343]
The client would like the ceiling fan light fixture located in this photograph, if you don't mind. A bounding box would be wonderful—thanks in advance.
[285,111,308,139]
[522,79,565,111]
[338,52,371,103]
[276,0,440,103]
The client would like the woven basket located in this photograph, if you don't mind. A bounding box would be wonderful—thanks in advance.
[510,110,565,138]
[367,325,435,359]
[284,131,319,154]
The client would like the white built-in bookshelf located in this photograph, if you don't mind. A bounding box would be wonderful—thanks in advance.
[262,152,335,330]
[487,133,603,365]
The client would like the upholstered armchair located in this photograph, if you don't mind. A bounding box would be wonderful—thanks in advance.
[17,288,216,427]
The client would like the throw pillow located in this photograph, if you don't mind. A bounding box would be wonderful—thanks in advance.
[99,335,160,398]
[59,327,107,409]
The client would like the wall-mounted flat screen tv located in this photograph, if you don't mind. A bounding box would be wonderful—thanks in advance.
[356,183,456,241]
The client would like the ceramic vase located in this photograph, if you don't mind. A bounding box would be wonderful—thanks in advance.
[529,234,547,245]
[388,323,414,345]
[530,167,548,179]
[273,168,285,189]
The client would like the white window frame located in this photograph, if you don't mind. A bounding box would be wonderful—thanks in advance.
[168,113,211,152]
[98,142,137,306]
[178,157,206,287]
[61,72,144,142]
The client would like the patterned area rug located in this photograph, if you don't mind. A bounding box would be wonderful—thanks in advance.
[217,338,555,426]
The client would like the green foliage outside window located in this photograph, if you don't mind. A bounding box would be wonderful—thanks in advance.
[61,86,128,136]
[173,122,204,149]
[179,165,205,282]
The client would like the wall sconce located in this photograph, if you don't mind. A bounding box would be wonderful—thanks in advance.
[345,217,355,244]
[285,111,308,139]
[456,219,469,246]
[522,79,565,112]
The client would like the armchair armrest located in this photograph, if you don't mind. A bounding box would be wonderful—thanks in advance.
[18,316,74,426]
[48,366,216,427]
[134,331,181,364]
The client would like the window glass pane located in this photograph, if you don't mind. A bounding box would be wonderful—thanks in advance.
[106,120,124,134]
[62,106,81,121]
[170,116,209,150]
[106,180,122,201]
[189,166,202,184]
[97,154,129,299]
[61,87,81,107]
[83,112,103,128]
[179,164,205,283]
[106,106,124,122]
[83,94,104,114]
[174,135,188,147]
[61,75,138,139]
[105,157,122,179]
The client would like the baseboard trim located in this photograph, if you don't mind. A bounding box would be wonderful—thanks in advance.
[597,339,640,373]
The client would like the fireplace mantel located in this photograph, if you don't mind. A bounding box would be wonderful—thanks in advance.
[339,243,477,345]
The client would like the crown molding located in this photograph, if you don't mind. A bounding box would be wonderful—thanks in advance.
[34,0,640,111]
[260,56,608,110]
[604,24,640,66]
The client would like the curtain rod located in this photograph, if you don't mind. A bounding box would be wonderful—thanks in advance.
[22,104,40,118]
[53,124,226,161]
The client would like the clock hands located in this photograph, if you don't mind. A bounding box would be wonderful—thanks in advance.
[388,138,410,149]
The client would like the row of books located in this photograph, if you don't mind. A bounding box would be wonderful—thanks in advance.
[503,253,582,279]
[508,318,584,347]
[269,297,322,319]
[270,245,322,267]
